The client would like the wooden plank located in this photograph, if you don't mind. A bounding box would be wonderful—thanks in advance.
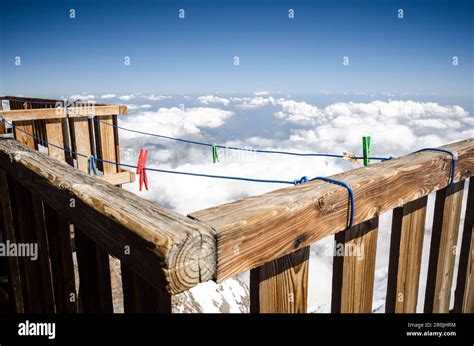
[121,263,171,313]
[0,171,24,312]
[191,138,474,282]
[44,119,66,161]
[424,181,465,313]
[31,196,56,312]
[43,203,78,313]
[0,137,215,294]
[11,181,46,312]
[331,218,378,313]
[71,118,114,312]
[0,101,5,134]
[13,121,35,149]
[99,170,135,185]
[112,114,121,165]
[1,105,127,121]
[250,246,309,313]
[97,115,118,175]
[70,117,92,171]
[454,179,474,312]
[386,196,427,313]
[75,229,113,313]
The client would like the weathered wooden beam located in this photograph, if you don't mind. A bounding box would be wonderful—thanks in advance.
[454,179,474,313]
[2,105,127,122]
[331,218,378,313]
[425,181,465,313]
[191,139,474,282]
[250,246,309,313]
[98,170,135,185]
[0,137,215,294]
[386,196,427,313]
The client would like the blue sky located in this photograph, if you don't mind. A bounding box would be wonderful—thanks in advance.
[0,0,472,98]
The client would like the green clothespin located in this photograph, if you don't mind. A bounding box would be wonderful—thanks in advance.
[212,144,219,163]
[362,136,371,167]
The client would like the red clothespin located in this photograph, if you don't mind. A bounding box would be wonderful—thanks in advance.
[136,148,149,191]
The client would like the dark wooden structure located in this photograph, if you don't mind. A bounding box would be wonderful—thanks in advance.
[0,96,472,313]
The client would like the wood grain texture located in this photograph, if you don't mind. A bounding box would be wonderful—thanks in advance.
[2,106,127,121]
[250,246,309,313]
[97,115,118,175]
[98,170,135,185]
[191,139,474,282]
[11,181,45,312]
[454,179,474,313]
[331,218,378,313]
[75,229,113,313]
[44,119,66,161]
[13,121,35,149]
[71,117,92,171]
[424,181,465,313]
[43,203,78,313]
[0,170,24,312]
[386,196,427,313]
[121,263,172,313]
[0,102,5,134]
[31,196,56,312]
[0,137,215,294]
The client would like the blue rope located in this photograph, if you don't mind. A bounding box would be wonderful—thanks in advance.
[0,115,295,185]
[413,148,457,185]
[309,176,354,229]
[1,115,358,228]
[91,116,391,161]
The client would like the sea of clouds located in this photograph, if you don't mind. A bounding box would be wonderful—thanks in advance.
[71,92,473,312]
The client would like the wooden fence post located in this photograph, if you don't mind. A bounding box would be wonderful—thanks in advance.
[425,181,465,313]
[43,203,78,313]
[0,171,24,312]
[250,246,310,313]
[386,196,427,313]
[454,179,474,312]
[121,263,172,313]
[331,217,379,313]
[75,230,113,312]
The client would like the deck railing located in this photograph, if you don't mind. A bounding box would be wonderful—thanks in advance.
[0,96,472,313]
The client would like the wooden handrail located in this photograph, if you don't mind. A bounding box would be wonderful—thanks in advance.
[190,139,474,282]
[0,136,215,294]
[0,134,473,303]
[1,105,127,121]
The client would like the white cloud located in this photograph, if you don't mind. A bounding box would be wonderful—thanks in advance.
[126,104,152,110]
[70,94,95,101]
[100,93,116,99]
[234,96,278,109]
[254,91,269,96]
[118,106,234,141]
[275,100,471,153]
[118,97,472,313]
[197,95,230,106]
[143,94,172,101]
[118,94,136,101]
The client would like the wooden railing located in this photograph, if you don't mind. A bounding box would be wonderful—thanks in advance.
[0,98,472,313]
